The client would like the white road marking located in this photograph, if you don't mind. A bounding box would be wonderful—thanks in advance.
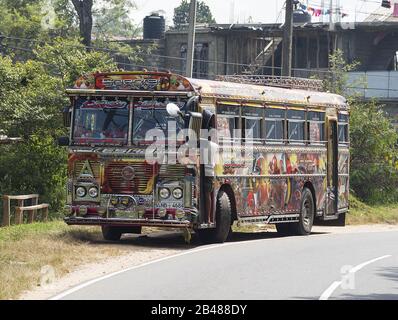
[319,255,392,300]
[50,236,281,300]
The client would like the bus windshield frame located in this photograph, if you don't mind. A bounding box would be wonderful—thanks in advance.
[72,98,130,146]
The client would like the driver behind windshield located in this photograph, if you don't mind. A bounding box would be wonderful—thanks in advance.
[73,99,129,143]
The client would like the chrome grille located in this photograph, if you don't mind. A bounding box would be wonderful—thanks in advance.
[159,164,185,180]
[105,161,154,194]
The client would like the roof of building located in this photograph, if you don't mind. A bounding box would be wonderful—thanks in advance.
[166,20,398,35]
[364,7,398,23]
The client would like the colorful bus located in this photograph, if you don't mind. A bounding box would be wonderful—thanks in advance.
[60,72,349,243]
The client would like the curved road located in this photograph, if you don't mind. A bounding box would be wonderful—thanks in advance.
[52,227,398,300]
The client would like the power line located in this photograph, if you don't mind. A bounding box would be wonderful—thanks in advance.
[0,33,331,74]
[5,39,398,94]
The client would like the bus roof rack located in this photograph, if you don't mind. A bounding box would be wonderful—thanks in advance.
[215,75,324,92]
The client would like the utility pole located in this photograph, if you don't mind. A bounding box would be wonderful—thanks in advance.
[329,0,335,31]
[186,0,197,78]
[282,0,294,77]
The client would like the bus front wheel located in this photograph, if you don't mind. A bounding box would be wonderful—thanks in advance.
[101,226,142,241]
[197,191,232,244]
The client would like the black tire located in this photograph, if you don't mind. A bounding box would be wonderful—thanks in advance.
[291,188,315,236]
[101,226,142,241]
[276,223,293,236]
[129,226,142,234]
[276,188,315,236]
[197,191,232,244]
[101,226,123,241]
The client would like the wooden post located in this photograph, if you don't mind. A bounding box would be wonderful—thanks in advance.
[28,209,34,223]
[43,206,49,222]
[2,195,10,227]
[15,199,24,224]
[31,196,38,223]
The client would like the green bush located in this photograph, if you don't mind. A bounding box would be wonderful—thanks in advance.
[0,133,67,215]
[0,39,118,220]
[349,100,398,204]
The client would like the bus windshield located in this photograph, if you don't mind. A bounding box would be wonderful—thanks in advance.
[73,99,129,145]
[133,100,185,144]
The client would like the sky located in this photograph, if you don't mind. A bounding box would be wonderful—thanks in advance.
[130,0,383,27]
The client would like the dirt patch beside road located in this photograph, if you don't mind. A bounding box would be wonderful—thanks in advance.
[0,222,192,300]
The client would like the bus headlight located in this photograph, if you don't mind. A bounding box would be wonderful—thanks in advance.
[88,187,99,198]
[172,187,183,199]
[159,187,170,199]
[76,187,86,198]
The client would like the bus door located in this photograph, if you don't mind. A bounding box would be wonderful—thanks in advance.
[326,117,339,216]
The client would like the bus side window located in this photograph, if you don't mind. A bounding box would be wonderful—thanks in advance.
[265,108,285,143]
[216,104,240,141]
[216,116,236,140]
[242,106,263,142]
[338,113,349,143]
[308,111,326,144]
[287,109,305,144]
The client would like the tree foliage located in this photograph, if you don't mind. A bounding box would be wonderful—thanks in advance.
[0,1,126,218]
[324,50,398,204]
[0,41,118,214]
[173,0,216,29]
[349,101,398,203]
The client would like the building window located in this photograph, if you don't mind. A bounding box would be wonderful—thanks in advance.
[180,43,209,78]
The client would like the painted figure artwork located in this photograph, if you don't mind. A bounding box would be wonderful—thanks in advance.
[223,147,331,217]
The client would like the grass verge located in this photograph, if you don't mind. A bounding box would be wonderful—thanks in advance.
[347,195,398,225]
[0,221,125,300]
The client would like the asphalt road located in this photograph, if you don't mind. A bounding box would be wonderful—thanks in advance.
[53,227,398,300]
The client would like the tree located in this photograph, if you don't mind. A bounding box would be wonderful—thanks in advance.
[93,0,141,39]
[173,0,216,29]
[349,100,398,203]
[0,38,119,214]
[0,0,144,219]
[71,0,93,48]
[322,50,398,203]
[322,49,360,95]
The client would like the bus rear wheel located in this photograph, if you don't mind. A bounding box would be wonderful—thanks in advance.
[197,191,232,244]
[276,188,315,236]
[101,226,142,241]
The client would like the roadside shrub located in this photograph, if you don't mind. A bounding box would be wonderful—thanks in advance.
[349,100,398,204]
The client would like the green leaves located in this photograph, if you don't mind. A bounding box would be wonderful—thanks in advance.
[173,0,216,29]
[350,100,398,203]
[0,0,144,218]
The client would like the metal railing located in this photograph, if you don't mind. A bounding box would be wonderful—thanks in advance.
[215,75,324,92]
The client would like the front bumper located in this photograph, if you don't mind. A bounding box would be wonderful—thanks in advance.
[64,216,192,228]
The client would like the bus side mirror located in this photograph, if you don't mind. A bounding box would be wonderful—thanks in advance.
[57,136,70,146]
[62,106,71,127]
[166,103,183,118]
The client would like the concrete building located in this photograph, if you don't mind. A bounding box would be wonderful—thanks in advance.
[119,11,398,124]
